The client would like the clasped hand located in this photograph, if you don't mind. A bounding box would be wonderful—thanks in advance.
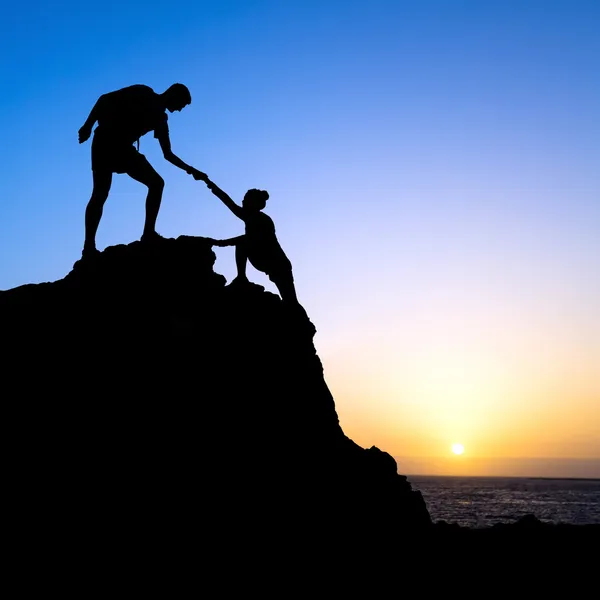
[206,238,227,247]
[189,168,207,181]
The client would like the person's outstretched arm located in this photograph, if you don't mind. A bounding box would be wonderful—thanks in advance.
[156,130,206,180]
[208,235,245,247]
[202,177,244,220]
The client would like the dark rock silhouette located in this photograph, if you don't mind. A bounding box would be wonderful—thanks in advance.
[1,235,431,560]
[2,238,597,583]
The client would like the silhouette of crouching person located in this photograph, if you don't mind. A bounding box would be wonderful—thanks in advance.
[211,234,298,304]
[199,176,298,304]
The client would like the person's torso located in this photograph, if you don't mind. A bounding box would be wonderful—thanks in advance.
[96,85,167,144]
[244,211,290,267]
[244,211,278,245]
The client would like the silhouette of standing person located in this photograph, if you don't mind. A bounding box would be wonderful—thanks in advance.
[198,175,299,304]
[78,83,205,259]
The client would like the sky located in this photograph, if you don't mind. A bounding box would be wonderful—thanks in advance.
[1,0,598,477]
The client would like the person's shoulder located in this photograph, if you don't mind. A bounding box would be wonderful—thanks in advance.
[129,83,154,92]
[109,84,155,103]
[113,83,151,93]
[141,84,160,98]
[129,85,165,117]
[254,211,275,228]
[119,84,158,99]
[258,210,274,222]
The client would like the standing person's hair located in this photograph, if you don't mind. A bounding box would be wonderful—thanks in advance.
[165,83,191,105]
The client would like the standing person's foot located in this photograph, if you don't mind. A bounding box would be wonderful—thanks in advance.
[81,246,100,260]
[140,231,166,244]
[228,276,251,287]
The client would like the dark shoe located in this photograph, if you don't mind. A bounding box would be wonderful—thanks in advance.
[141,231,166,244]
[81,246,100,260]
[228,276,251,287]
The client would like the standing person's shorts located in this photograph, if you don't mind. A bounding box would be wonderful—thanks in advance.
[91,130,150,174]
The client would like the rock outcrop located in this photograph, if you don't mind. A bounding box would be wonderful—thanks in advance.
[1,235,431,559]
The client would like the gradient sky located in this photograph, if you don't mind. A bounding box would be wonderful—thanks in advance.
[1,0,598,477]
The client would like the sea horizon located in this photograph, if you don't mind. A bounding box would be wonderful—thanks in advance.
[394,456,600,480]
[409,473,600,481]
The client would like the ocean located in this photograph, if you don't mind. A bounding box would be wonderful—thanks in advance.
[408,475,600,528]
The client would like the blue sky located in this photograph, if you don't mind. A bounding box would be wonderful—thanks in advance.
[1,0,599,476]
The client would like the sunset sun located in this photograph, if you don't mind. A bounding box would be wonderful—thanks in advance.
[452,443,465,455]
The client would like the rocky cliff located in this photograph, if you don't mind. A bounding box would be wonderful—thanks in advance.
[1,235,431,560]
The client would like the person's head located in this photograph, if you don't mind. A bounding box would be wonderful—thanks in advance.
[243,189,269,211]
[163,83,192,112]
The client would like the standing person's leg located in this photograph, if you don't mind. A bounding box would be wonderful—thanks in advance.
[84,169,113,257]
[125,153,165,241]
